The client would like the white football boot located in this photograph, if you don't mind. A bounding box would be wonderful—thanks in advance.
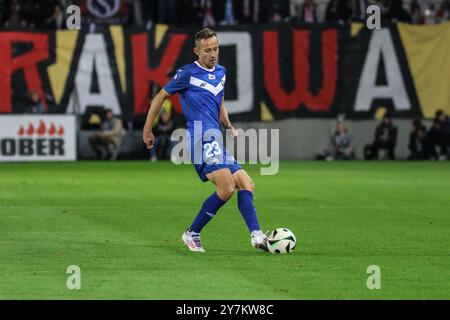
[251,230,269,252]
[182,230,206,253]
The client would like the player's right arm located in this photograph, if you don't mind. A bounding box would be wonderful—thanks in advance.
[143,67,189,149]
[143,89,171,149]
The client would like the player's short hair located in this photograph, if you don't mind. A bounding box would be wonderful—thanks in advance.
[194,28,217,47]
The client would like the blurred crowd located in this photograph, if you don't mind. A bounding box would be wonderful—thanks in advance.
[317,110,450,161]
[1,0,449,29]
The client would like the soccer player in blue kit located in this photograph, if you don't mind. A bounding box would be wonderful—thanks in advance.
[143,28,268,253]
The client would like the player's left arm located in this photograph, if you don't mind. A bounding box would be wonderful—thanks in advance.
[220,97,238,138]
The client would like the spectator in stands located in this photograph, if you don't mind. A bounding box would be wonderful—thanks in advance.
[387,0,412,23]
[177,0,206,27]
[290,0,302,19]
[88,109,124,160]
[212,0,235,25]
[435,110,450,159]
[407,118,427,160]
[259,0,291,23]
[364,113,398,160]
[39,0,64,29]
[268,4,283,22]
[410,0,427,24]
[24,90,46,114]
[317,121,354,161]
[149,108,175,162]
[240,0,266,24]
[348,0,388,23]
[436,0,450,22]
[325,0,351,22]
[424,117,442,160]
[158,0,178,25]
[425,2,438,24]
[4,0,28,27]
[350,0,368,22]
[298,0,319,23]
[213,0,269,25]
[202,0,216,27]
[141,0,158,28]
[0,0,7,27]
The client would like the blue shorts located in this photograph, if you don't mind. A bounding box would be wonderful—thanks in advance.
[194,160,242,182]
[189,133,242,182]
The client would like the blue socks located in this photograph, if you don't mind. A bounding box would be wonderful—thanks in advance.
[189,190,261,234]
[237,190,260,233]
[190,192,226,233]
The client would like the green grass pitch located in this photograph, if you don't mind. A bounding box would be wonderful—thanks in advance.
[0,161,449,299]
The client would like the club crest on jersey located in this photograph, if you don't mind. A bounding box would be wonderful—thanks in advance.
[208,74,216,80]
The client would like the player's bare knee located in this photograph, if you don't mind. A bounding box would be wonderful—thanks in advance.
[240,176,255,192]
[218,184,235,200]
[247,180,255,192]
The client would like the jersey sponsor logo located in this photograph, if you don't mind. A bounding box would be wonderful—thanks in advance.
[208,74,216,80]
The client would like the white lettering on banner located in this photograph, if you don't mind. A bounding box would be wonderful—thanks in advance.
[0,115,76,162]
[67,34,121,115]
[217,32,254,114]
[354,29,411,112]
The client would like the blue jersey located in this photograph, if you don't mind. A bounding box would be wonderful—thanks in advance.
[164,61,226,132]
[163,61,240,182]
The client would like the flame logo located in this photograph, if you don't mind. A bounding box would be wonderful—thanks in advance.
[49,123,56,136]
[26,123,34,136]
[19,122,65,137]
[37,120,46,136]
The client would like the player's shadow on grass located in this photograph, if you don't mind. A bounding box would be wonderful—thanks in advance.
[149,242,270,256]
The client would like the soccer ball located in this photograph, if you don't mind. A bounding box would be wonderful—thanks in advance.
[267,228,297,254]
